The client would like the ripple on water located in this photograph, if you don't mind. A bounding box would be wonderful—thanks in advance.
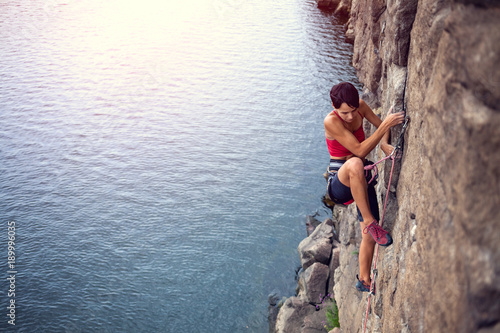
[0,0,359,331]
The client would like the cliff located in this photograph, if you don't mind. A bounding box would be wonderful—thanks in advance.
[273,0,500,332]
[336,0,500,331]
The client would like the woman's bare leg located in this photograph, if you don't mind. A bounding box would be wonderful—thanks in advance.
[336,157,376,284]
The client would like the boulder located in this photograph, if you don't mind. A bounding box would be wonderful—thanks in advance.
[316,0,341,10]
[334,0,352,18]
[268,291,281,333]
[302,309,330,333]
[275,297,316,333]
[268,305,279,333]
[298,219,334,270]
[298,262,330,304]
[306,215,322,236]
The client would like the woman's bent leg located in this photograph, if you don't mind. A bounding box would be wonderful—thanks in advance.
[336,158,375,223]
[336,158,377,285]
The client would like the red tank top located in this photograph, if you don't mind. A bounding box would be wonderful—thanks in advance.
[326,110,365,157]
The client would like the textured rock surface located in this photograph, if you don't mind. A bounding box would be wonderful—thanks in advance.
[274,295,338,333]
[268,292,281,333]
[298,219,334,270]
[332,1,500,332]
[306,215,323,236]
[302,307,332,333]
[275,295,339,333]
[298,262,330,304]
[334,0,352,18]
[273,218,342,332]
[317,0,341,10]
[274,2,499,332]
[327,243,341,295]
[274,297,317,333]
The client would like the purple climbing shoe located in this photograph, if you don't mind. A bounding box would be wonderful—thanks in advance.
[356,275,374,294]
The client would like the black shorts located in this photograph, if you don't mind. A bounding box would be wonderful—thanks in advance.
[326,159,380,222]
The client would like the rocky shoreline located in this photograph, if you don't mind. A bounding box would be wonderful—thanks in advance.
[268,217,341,333]
[270,0,500,332]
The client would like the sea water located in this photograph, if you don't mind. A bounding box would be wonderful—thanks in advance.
[0,0,359,331]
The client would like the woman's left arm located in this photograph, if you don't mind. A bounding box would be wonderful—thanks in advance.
[360,100,394,156]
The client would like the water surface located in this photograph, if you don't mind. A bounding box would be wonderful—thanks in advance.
[0,0,359,331]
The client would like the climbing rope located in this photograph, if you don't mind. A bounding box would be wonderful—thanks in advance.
[362,117,410,333]
[364,116,410,182]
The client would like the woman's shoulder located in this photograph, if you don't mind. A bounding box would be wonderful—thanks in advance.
[358,98,367,111]
[324,111,345,138]
[324,111,340,125]
[358,99,370,118]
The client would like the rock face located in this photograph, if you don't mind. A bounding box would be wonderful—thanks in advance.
[274,2,499,332]
[331,1,500,332]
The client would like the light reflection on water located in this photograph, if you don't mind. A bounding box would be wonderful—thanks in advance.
[0,0,358,331]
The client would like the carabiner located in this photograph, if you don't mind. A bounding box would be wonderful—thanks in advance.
[388,116,410,157]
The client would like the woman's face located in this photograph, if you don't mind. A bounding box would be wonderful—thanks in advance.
[336,102,358,123]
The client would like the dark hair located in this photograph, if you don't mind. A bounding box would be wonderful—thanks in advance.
[330,82,359,109]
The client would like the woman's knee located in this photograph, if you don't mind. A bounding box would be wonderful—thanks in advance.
[346,157,364,178]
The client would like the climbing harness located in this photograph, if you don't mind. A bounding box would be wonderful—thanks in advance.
[362,116,410,333]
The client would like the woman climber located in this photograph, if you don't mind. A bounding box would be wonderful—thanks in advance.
[324,82,405,292]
